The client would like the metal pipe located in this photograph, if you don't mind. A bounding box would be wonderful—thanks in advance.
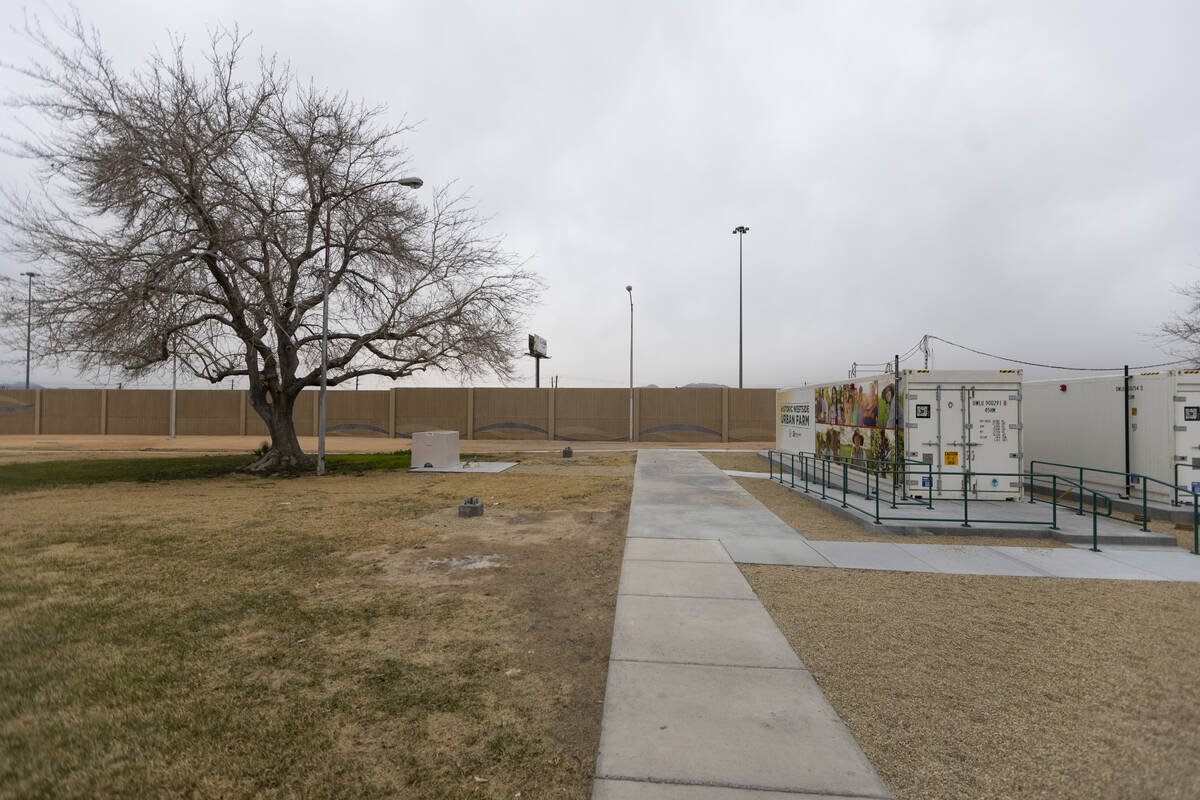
[20,272,36,390]
[732,226,749,388]
[1124,364,1131,497]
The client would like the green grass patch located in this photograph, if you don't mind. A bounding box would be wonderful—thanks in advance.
[0,451,414,495]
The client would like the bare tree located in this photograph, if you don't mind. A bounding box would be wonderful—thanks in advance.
[0,13,539,469]
[1162,282,1200,363]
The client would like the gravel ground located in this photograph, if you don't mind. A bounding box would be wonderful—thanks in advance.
[743,566,1200,800]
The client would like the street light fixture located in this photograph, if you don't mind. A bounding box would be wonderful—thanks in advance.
[731,226,749,389]
[626,285,633,443]
[318,176,423,476]
[20,271,37,390]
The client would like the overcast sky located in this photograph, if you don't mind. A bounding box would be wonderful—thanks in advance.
[2,0,1198,389]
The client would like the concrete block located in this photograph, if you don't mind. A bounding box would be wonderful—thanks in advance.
[1091,549,1200,581]
[411,429,459,468]
[610,595,802,668]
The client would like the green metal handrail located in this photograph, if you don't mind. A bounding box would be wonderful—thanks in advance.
[1031,458,1200,553]
[767,451,1116,552]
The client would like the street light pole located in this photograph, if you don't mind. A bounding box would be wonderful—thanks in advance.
[626,285,634,443]
[732,226,749,389]
[318,176,423,476]
[20,271,36,390]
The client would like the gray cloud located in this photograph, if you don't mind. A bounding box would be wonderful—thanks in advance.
[2,0,1197,388]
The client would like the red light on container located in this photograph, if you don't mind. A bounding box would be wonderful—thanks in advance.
[1059,384,1068,392]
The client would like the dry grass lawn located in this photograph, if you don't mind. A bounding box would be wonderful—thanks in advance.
[743,566,1200,800]
[0,452,633,799]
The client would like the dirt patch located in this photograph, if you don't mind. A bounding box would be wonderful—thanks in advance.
[742,566,1200,799]
[704,451,770,472]
[0,459,633,798]
[732,475,1067,548]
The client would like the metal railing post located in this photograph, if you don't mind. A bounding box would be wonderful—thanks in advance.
[1175,463,1181,507]
[1142,488,1148,532]
[769,451,775,481]
[961,472,970,527]
[842,462,849,508]
[875,470,881,524]
[821,459,827,500]
[1193,493,1198,556]
[1029,461,1035,504]
[1078,467,1084,516]
[1050,475,1058,530]
[1090,492,1100,552]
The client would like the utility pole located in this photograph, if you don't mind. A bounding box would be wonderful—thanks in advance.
[732,226,749,388]
[626,285,634,442]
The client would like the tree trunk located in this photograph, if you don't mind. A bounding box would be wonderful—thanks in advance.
[247,391,312,471]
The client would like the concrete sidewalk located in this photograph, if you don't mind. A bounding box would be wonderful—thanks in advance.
[593,451,891,799]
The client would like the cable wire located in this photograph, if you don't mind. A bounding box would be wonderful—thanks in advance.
[925,335,1193,372]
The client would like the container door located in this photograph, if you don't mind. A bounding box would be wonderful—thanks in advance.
[1173,380,1200,493]
[966,386,1022,498]
[904,385,941,497]
[904,384,966,498]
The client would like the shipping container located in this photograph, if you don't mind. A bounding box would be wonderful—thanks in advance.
[776,370,1024,499]
[1023,370,1200,503]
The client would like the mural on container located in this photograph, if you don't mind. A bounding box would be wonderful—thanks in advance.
[811,378,903,469]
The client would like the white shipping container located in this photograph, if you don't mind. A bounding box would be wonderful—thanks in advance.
[1023,371,1200,502]
[777,370,1024,500]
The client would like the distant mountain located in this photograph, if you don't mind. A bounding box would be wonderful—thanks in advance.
[682,382,728,388]
[0,381,45,389]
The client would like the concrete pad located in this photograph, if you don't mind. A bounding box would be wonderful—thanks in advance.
[722,470,772,479]
[623,538,732,563]
[805,541,941,573]
[722,536,835,568]
[610,595,803,668]
[593,778,883,799]
[994,546,1167,581]
[1068,549,1200,582]
[629,504,800,540]
[618,560,756,599]
[894,543,1052,577]
[407,461,517,473]
[594,660,890,797]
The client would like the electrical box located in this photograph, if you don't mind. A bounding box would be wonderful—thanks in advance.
[412,430,460,469]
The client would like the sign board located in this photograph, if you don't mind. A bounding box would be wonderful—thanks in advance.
[528,334,548,358]
[944,451,959,466]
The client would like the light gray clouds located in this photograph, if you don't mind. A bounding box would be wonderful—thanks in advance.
[3,0,1198,387]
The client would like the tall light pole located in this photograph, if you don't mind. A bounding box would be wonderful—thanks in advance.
[626,285,634,443]
[20,271,37,390]
[318,176,423,476]
[731,226,749,389]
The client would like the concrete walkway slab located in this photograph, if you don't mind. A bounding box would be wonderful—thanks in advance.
[618,560,757,600]
[1093,549,1200,581]
[629,504,799,540]
[721,536,834,567]
[611,595,803,668]
[806,540,941,573]
[595,660,891,798]
[994,546,1167,581]
[593,778,883,799]
[893,543,1052,577]
[623,537,731,563]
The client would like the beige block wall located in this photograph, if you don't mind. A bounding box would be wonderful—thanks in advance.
[0,387,777,440]
[176,390,242,436]
[394,388,469,438]
[555,388,629,441]
[107,390,169,435]
[325,390,390,437]
[728,389,776,442]
[42,389,103,435]
[0,389,37,434]
[473,388,550,440]
[639,387,723,442]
